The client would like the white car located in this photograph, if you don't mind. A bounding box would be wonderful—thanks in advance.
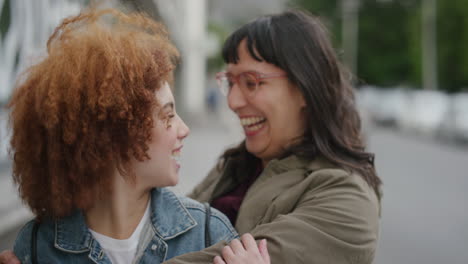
[398,90,450,136]
[437,93,468,144]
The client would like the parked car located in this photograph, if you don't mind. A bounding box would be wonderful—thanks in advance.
[437,93,468,145]
[370,88,410,128]
[398,90,450,137]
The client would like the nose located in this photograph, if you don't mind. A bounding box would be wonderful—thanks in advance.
[227,83,247,111]
[177,115,190,140]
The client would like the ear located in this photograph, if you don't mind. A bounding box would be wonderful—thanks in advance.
[299,93,306,108]
[290,82,307,108]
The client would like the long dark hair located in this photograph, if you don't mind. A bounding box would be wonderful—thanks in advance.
[220,9,382,199]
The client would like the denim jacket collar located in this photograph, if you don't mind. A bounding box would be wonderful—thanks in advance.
[54,188,197,254]
[148,188,197,239]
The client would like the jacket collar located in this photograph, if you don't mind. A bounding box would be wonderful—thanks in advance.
[262,154,337,176]
[148,188,197,239]
[235,155,338,233]
[54,188,197,253]
[54,211,94,253]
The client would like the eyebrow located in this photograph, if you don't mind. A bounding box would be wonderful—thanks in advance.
[162,102,174,110]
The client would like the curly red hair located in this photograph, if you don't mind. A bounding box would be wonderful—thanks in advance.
[8,8,179,220]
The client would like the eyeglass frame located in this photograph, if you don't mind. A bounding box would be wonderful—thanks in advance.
[215,71,288,96]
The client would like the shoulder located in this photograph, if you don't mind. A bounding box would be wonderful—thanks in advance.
[301,156,377,196]
[308,166,378,201]
[178,196,237,234]
[179,196,229,224]
[13,220,35,259]
[13,219,54,264]
[301,165,381,225]
[178,196,238,243]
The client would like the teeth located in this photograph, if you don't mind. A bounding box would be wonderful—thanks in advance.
[172,150,181,157]
[240,117,266,126]
[244,123,264,132]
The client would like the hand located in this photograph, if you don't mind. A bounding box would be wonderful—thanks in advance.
[213,233,270,264]
[0,250,20,264]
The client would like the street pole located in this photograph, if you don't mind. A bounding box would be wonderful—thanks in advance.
[152,0,207,116]
[342,0,360,81]
[181,0,207,115]
[422,0,438,90]
[125,0,161,21]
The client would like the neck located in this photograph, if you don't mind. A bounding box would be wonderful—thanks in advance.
[85,171,150,239]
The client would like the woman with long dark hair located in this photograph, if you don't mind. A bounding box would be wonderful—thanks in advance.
[1,9,380,264]
[171,9,382,264]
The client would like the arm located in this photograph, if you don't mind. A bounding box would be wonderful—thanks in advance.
[9,220,35,264]
[246,171,380,264]
[213,234,270,264]
[166,170,380,264]
[164,235,270,264]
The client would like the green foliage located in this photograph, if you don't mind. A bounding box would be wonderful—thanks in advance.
[0,0,10,41]
[358,0,418,86]
[289,0,342,45]
[292,0,468,92]
[206,21,230,73]
[436,0,468,92]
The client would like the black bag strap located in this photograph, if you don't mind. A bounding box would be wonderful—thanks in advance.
[31,220,40,264]
[204,203,212,247]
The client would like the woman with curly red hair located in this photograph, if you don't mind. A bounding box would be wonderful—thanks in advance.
[6,8,252,264]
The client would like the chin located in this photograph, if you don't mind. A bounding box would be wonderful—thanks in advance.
[246,144,266,157]
[168,176,179,187]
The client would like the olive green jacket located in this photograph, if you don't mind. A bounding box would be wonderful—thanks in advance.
[164,155,380,264]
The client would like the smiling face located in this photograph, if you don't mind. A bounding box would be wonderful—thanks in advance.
[226,40,307,164]
[132,82,190,190]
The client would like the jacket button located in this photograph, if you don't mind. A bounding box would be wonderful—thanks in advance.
[151,244,158,251]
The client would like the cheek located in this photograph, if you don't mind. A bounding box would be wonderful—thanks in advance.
[271,103,305,138]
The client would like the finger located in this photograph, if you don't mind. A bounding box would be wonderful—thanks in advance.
[213,255,226,264]
[229,238,245,254]
[0,251,20,264]
[240,233,257,251]
[221,245,235,260]
[259,239,270,263]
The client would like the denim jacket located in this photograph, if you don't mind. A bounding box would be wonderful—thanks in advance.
[14,188,238,264]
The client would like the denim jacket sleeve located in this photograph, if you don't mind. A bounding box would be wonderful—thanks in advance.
[13,219,35,264]
[179,196,238,245]
[206,206,239,245]
[163,197,238,263]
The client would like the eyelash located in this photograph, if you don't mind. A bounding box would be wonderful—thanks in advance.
[166,113,175,128]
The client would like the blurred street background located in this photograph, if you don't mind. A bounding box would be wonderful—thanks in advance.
[1,0,467,263]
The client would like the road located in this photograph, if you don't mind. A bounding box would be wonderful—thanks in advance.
[370,127,468,264]
[1,114,467,263]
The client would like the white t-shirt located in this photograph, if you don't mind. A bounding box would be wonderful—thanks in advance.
[89,203,151,264]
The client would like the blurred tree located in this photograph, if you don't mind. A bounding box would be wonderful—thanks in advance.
[286,0,468,92]
[123,0,160,20]
[292,0,420,88]
[288,0,341,45]
[0,0,10,40]
[357,0,419,87]
[409,0,468,92]
[206,21,229,73]
[436,0,468,92]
